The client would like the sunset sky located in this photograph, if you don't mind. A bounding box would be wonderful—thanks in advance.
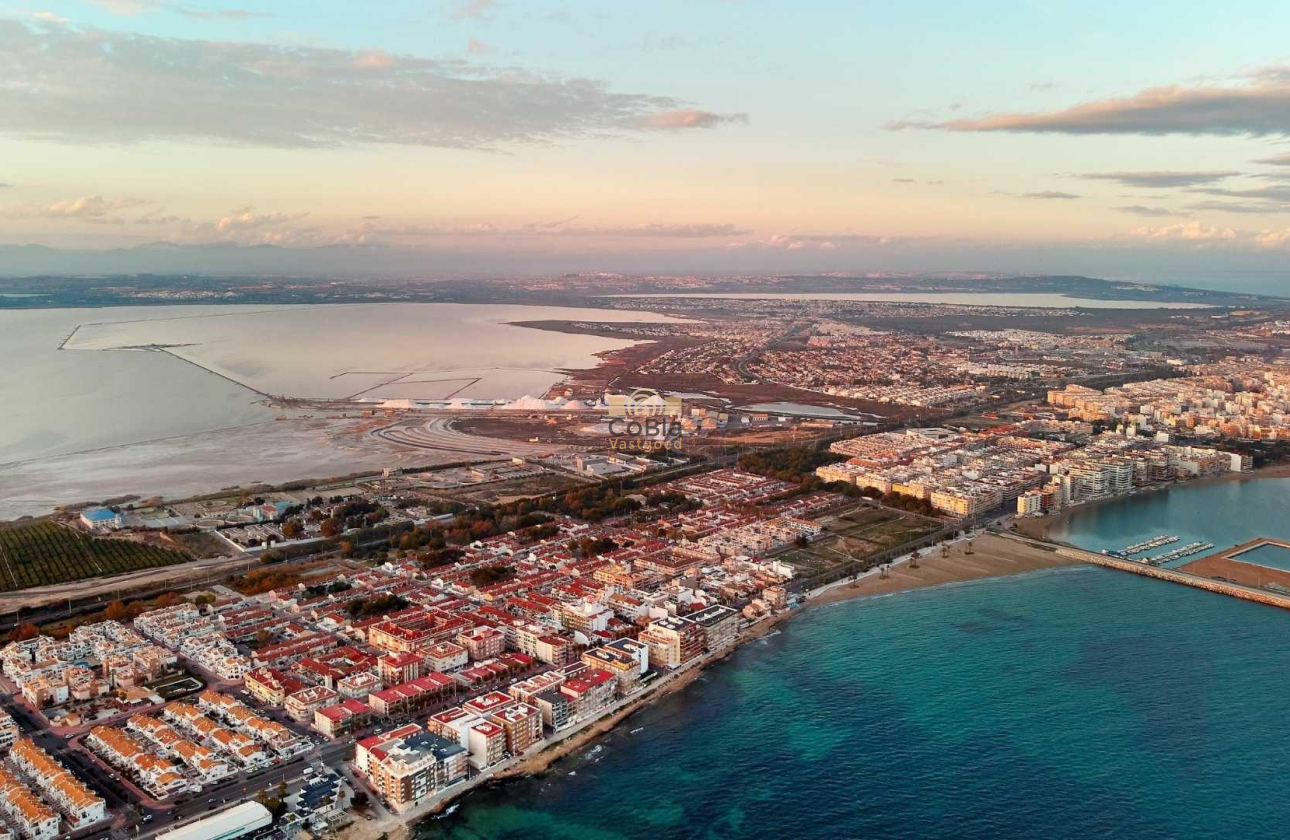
[4,1,1290,280]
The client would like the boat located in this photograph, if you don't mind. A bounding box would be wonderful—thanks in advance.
[1142,541,1214,566]
[1118,535,1179,555]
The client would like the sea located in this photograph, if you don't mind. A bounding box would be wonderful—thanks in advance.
[1045,476,1290,561]
[420,478,1290,840]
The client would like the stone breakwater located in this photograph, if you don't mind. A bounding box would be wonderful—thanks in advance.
[1053,542,1290,611]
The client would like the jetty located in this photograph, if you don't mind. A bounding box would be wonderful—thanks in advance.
[1001,532,1290,612]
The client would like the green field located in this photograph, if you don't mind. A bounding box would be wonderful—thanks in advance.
[0,521,191,592]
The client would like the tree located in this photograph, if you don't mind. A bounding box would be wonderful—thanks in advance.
[320,518,342,538]
[104,600,129,622]
[281,521,302,539]
[13,622,40,641]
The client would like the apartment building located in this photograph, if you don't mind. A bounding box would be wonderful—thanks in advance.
[86,725,191,799]
[365,732,468,812]
[0,764,59,840]
[285,685,339,723]
[377,651,424,685]
[0,709,19,752]
[638,616,704,670]
[559,668,616,721]
[244,667,305,707]
[9,739,106,827]
[423,641,469,672]
[354,723,422,776]
[313,699,373,739]
[689,605,740,652]
[466,720,507,770]
[456,626,506,662]
[488,702,543,756]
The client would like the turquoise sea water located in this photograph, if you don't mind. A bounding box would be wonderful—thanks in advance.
[419,565,1290,840]
[418,479,1290,839]
[1045,477,1290,563]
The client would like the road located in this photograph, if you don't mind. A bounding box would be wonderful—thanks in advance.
[134,741,351,839]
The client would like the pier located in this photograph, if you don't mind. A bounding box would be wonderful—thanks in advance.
[1000,532,1290,612]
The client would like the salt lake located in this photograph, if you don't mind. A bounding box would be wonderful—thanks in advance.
[1,303,682,466]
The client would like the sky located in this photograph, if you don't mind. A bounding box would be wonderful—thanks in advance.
[4,1,1290,283]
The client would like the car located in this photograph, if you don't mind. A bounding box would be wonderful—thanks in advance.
[143,815,154,823]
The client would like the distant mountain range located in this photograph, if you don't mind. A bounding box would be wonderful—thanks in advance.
[0,243,1285,301]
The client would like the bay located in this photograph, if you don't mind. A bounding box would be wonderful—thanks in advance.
[421,478,1290,840]
[422,567,1290,840]
[1043,476,1290,560]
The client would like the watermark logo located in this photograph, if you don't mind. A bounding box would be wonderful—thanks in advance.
[605,388,683,452]
[605,388,682,418]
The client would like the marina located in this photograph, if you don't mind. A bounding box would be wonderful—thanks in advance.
[1141,541,1214,566]
[1105,535,1179,557]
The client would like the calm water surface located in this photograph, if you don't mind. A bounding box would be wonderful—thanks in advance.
[422,479,1290,840]
[1,303,679,464]
[421,566,1290,840]
[1045,477,1290,559]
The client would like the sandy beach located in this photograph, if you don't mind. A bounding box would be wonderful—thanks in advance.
[806,532,1080,606]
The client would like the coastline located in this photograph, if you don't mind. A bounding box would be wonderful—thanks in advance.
[1012,462,1290,542]
[338,531,1082,840]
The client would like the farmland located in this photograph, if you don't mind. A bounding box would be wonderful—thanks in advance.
[0,521,191,592]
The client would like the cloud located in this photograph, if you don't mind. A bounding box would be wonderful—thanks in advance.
[732,232,896,251]
[891,178,917,184]
[450,0,495,21]
[159,206,315,244]
[167,5,271,19]
[635,109,748,130]
[352,49,397,70]
[213,206,309,233]
[890,69,1290,136]
[85,0,153,12]
[3,195,149,223]
[1021,190,1080,200]
[1129,221,1237,242]
[0,20,742,150]
[86,0,270,18]
[466,38,494,55]
[1255,228,1290,247]
[32,11,69,23]
[351,218,751,240]
[1191,184,1290,202]
[1188,200,1290,215]
[1254,152,1290,166]
[1116,205,1182,217]
[1078,170,1239,188]
[0,182,11,189]
[1125,219,1290,249]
